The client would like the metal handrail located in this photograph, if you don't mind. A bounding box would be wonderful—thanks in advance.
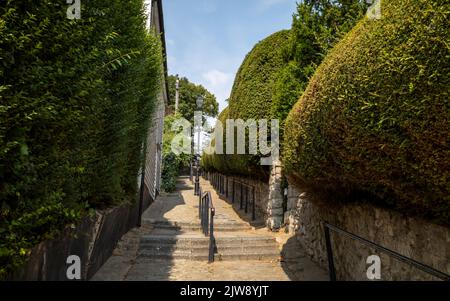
[208,173,257,221]
[323,222,450,281]
[231,178,256,221]
[199,189,216,263]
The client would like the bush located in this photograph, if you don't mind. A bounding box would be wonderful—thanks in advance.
[202,107,239,175]
[272,0,369,130]
[0,0,163,277]
[283,0,449,224]
[206,31,290,178]
[229,30,290,121]
[161,114,191,193]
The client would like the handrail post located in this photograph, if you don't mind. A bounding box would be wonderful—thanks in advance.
[209,208,215,263]
[252,187,256,221]
[201,196,205,232]
[199,189,202,219]
[205,199,209,236]
[324,223,337,281]
[225,177,228,198]
[245,185,248,214]
[232,180,235,203]
[240,182,243,210]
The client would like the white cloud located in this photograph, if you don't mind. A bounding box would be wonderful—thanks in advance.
[202,70,231,87]
[201,70,234,112]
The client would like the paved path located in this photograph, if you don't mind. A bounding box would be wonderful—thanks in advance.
[91,177,327,281]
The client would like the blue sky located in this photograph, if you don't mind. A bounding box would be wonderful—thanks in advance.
[163,0,298,113]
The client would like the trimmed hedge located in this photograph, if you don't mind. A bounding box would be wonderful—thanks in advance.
[0,0,163,277]
[204,30,290,177]
[201,107,247,175]
[283,0,449,224]
[272,0,369,129]
[228,30,290,121]
[205,0,369,177]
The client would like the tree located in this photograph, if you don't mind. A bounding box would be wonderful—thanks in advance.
[272,0,370,127]
[167,75,219,122]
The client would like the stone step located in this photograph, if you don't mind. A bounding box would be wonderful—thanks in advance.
[138,232,280,261]
[138,249,280,261]
[140,235,276,246]
[143,219,252,232]
[139,243,278,254]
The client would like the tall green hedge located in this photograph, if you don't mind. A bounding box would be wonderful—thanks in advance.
[283,0,449,224]
[272,0,369,129]
[201,107,248,175]
[0,0,163,277]
[229,30,290,121]
[204,30,290,178]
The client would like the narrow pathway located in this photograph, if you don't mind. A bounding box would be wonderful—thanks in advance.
[92,176,327,281]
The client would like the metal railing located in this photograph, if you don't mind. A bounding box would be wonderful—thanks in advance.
[199,188,216,263]
[209,173,257,221]
[207,173,256,221]
[232,178,256,221]
[323,222,450,281]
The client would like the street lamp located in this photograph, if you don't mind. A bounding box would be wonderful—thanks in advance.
[194,96,204,196]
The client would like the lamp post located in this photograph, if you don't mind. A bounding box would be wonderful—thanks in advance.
[194,96,203,196]
[190,126,194,182]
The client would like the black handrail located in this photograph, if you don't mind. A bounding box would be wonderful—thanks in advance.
[199,189,216,263]
[208,173,257,221]
[323,222,450,281]
[232,179,256,221]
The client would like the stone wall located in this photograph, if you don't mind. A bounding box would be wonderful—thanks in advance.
[205,169,449,280]
[285,186,450,281]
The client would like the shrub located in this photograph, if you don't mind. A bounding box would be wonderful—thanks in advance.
[206,31,290,178]
[283,0,449,224]
[161,113,191,193]
[229,30,290,121]
[272,0,369,130]
[0,0,163,277]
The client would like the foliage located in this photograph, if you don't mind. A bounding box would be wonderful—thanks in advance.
[283,0,450,224]
[161,113,191,192]
[205,0,369,177]
[228,30,290,121]
[0,0,163,278]
[272,0,369,129]
[167,75,219,123]
[203,31,290,178]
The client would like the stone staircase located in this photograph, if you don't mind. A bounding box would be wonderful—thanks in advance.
[139,232,280,261]
[137,182,281,262]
